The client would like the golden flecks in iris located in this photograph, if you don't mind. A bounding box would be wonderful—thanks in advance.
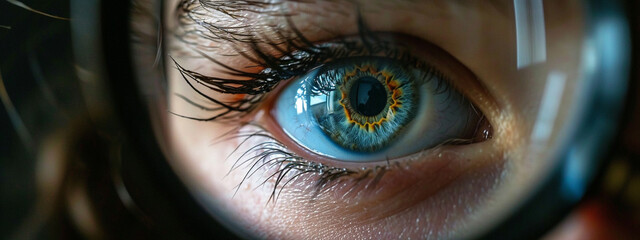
[338,64,404,132]
[381,69,403,116]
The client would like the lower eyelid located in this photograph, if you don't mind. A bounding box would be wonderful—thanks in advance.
[343,144,502,209]
[230,114,503,206]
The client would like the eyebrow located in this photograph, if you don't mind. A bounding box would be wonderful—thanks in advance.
[173,0,514,53]
[175,0,513,30]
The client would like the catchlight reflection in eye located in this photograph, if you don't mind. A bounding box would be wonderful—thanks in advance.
[275,57,482,161]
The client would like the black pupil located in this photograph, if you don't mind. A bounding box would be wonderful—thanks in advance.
[348,76,388,116]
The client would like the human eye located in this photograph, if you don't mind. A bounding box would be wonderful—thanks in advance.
[161,0,588,239]
[270,38,489,161]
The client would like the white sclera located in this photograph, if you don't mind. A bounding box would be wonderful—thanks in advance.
[274,66,476,162]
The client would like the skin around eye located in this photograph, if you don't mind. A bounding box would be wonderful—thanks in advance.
[164,0,585,239]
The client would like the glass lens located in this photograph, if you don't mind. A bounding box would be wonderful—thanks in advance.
[131,0,607,238]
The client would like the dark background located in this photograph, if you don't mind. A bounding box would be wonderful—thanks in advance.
[0,1,84,238]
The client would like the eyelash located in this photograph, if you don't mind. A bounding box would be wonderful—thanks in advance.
[171,10,463,202]
[219,123,358,202]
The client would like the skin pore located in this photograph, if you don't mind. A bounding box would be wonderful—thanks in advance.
[162,0,583,239]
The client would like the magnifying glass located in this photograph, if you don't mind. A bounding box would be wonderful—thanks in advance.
[69,0,631,239]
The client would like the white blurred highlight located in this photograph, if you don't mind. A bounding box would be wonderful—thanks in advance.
[514,0,547,69]
[531,71,567,143]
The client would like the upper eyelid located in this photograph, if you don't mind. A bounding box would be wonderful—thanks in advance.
[169,37,383,121]
[170,0,502,126]
[170,23,484,124]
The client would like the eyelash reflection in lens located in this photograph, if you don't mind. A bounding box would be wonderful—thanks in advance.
[275,57,479,161]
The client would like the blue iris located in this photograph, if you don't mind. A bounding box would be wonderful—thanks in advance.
[275,57,477,162]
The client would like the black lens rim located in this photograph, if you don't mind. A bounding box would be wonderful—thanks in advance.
[477,0,631,239]
[70,0,632,239]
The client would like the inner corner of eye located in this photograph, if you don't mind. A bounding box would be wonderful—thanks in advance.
[263,48,491,163]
